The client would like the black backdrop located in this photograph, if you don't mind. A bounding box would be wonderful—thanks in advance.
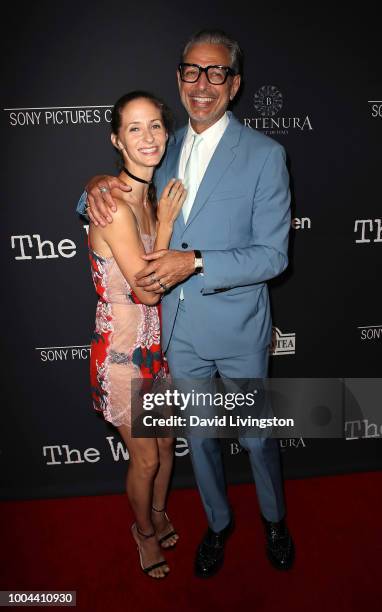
[1,0,381,500]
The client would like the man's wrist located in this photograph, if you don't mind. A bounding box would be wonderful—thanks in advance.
[193,249,204,274]
[76,191,89,217]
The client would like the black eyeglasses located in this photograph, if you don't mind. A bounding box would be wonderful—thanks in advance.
[178,63,236,85]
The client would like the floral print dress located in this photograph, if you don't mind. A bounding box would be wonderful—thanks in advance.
[89,233,169,427]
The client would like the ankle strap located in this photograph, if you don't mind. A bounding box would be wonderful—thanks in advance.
[152,505,166,513]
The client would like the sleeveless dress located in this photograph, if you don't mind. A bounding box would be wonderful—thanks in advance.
[88,232,169,428]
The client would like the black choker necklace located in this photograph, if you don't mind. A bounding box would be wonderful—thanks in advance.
[123,166,152,185]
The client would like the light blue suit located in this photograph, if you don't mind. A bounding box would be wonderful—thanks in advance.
[155,113,290,356]
[77,112,290,530]
[156,113,290,529]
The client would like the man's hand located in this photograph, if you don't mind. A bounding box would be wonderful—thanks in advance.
[135,250,195,293]
[86,175,132,226]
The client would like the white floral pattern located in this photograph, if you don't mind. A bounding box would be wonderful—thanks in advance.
[136,304,161,350]
[95,301,113,334]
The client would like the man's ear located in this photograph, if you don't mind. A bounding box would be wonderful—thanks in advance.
[176,69,182,91]
[230,74,241,101]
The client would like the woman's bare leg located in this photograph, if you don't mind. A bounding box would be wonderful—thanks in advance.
[117,424,169,578]
[151,437,179,548]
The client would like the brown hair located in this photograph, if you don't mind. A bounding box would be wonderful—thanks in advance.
[110,90,174,204]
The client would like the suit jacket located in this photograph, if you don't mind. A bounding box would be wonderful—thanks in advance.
[154,113,291,359]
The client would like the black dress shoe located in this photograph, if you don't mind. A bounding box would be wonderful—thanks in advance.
[194,519,234,578]
[262,515,295,570]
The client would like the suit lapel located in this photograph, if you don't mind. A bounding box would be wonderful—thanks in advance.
[165,127,187,233]
[183,114,243,231]
[166,127,185,179]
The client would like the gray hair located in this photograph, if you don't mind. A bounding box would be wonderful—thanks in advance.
[181,29,243,75]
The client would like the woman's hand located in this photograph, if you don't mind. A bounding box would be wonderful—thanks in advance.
[156,179,187,227]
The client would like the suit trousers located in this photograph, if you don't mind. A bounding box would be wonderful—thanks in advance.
[165,299,286,532]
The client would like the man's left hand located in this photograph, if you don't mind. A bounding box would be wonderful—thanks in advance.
[135,250,195,293]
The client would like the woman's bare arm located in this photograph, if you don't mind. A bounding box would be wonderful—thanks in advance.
[95,203,160,306]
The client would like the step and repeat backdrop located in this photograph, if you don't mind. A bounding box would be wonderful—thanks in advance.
[1,1,381,500]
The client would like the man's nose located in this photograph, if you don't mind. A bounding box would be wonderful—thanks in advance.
[197,70,210,88]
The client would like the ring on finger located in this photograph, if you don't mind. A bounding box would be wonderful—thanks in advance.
[99,186,109,194]
[158,280,167,291]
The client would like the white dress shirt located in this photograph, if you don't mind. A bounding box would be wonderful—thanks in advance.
[178,112,230,193]
[178,112,229,299]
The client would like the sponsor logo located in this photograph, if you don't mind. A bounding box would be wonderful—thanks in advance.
[357,324,382,341]
[230,438,306,455]
[354,219,382,243]
[42,436,189,465]
[35,345,91,362]
[345,419,382,440]
[43,444,101,465]
[230,441,243,455]
[279,437,307,450]
[368,100,382,118]
[10,226,88,261]
[291,217,311,230]
[254,85,283,117]
[4,105,113,128]
[11,221,311,263]
[11,234,77,260]
[243,85,313,136]
[270,327,296,356]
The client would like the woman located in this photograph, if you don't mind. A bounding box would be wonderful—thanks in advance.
[88,91,186,579]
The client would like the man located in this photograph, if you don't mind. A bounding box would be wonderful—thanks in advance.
[79,29,294,577]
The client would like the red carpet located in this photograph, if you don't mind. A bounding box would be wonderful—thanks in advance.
[1,472,381,612]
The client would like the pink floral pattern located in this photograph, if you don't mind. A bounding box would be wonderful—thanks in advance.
[88,238,169,427]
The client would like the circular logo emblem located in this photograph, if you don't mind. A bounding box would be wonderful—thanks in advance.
[254,85,283,117]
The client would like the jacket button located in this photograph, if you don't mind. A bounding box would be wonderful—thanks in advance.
[181,242,188,249]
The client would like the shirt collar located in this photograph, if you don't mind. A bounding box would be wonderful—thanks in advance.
[185,112,230,150]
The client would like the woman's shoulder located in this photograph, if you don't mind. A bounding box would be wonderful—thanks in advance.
[110,193,136,220]
[98,194,139,237]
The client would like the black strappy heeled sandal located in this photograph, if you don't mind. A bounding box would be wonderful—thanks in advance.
[131,523,169,578]
[152,506,179,549]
